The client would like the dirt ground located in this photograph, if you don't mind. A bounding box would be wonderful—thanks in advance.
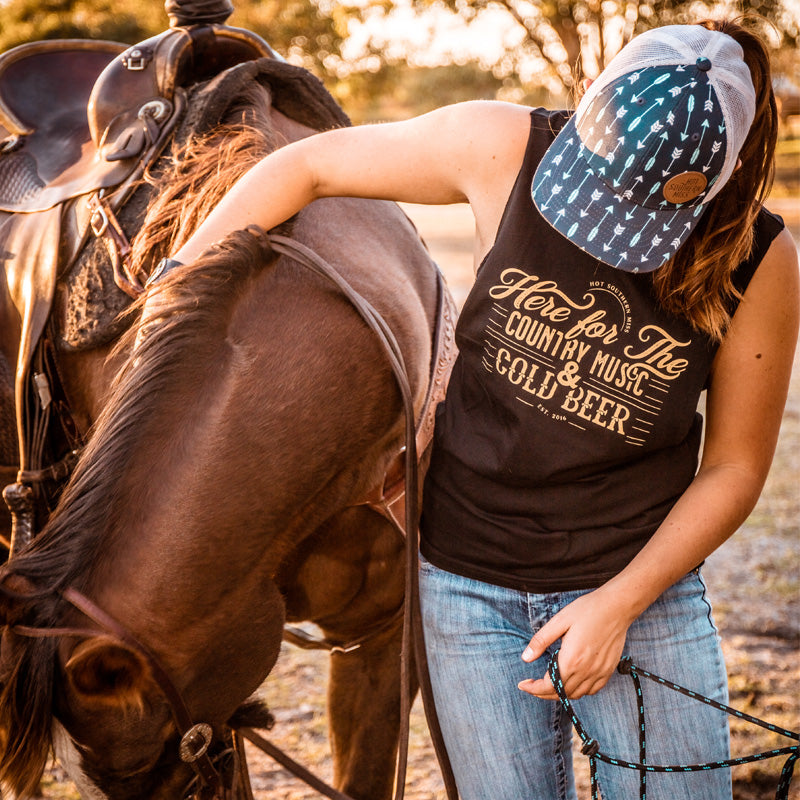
[40,200,799,800]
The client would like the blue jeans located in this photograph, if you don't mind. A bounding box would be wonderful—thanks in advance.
[419,557,732,800]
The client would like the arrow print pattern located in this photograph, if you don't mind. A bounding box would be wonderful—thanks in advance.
[533,63,729,271]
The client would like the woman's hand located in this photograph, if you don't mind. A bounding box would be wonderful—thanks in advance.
[517,586,636,700]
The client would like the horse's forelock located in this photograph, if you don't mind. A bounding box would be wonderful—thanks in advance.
[0,630,58,798]
[0,567,63,797]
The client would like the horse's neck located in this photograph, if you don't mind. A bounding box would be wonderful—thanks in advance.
[269,107,321,152]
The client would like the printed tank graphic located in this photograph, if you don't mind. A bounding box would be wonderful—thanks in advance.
[480,266,694,448]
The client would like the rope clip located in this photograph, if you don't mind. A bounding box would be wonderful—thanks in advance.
[581,738,600,756]
[617,656,634,675]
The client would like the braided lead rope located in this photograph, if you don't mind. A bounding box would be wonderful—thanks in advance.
[546,650,799,800]
[630,665,646,799]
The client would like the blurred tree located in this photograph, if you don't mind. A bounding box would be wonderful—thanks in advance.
[0,0,355,77]
[227,0,357,76]
[1,0,796,112]
[0,0,164,50]
[396,0,800,97]
[343,61,510,121]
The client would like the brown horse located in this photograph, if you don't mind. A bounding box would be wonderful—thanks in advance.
[0,63,447,800]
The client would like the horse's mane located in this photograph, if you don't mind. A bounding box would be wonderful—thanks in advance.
[130,80,282,267]
[0,78,291,798]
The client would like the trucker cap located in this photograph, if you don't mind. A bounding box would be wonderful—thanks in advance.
[531,25,756,272]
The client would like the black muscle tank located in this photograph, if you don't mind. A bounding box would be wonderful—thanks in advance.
[419,108,785,592]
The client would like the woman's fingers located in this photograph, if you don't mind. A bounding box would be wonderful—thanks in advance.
[517,591,630,700]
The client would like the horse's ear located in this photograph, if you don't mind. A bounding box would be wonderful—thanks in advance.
[64,636,151,712]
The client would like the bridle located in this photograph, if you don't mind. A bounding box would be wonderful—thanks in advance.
[13,584,229,800]
[7,232,459,800]
[12,579,397,800]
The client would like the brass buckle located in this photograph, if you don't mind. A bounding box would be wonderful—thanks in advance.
[179,723,214,763]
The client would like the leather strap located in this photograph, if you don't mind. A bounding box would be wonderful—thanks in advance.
[88,194,147,297]
[239,728,355,800]
[60,586,225,795]
[267,234,458,800]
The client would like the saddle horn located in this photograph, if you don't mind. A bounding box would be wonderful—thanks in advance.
[166,0,235,28]
[87,8,277,166]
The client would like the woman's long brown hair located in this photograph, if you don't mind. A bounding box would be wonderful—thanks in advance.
[651,19,779,341]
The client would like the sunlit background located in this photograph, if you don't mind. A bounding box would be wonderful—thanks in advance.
[1,0,799,123]
[1,2,797,798]
[1,0,797,195]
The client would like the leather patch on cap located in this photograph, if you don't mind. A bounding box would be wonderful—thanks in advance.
[663,171,708,204]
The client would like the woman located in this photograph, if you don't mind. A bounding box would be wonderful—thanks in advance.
[152,19,798,800]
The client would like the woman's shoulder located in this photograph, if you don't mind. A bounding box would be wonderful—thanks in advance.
[735,222,798,331]
[731,207,794,295]
[413,102,551,258]
[756,224,799,285]
[713,221,797,395]
[754,206,788,251]
[427,101,536,150]
[429,101,569,138]
[432,102,537,196]
[402,102,569,186]
[432,99,535,123]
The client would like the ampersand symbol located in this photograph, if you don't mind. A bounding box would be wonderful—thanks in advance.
[557,361,581,388]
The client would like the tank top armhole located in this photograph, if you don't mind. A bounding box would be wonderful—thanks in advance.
[731,207,786,298]
[475,108,572,275]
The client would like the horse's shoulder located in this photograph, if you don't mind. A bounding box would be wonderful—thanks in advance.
[295,197,436,301]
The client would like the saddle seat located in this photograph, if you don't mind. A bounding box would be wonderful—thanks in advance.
[0,41,125,212]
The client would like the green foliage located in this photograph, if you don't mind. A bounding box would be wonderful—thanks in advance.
[400,0,800,95]
[227,0,355,76]
[0,0,350,77]
[340,60,555,122]
[340,62,506,122]
[0,0,167,51]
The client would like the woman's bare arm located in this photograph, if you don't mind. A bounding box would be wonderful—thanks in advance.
[171,100,532,265]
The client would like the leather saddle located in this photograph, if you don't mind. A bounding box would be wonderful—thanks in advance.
[0,40,126,213]
[0,25,278,213]
[0,20,278,553]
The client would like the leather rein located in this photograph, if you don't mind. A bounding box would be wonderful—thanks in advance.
[10,232,458,800]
